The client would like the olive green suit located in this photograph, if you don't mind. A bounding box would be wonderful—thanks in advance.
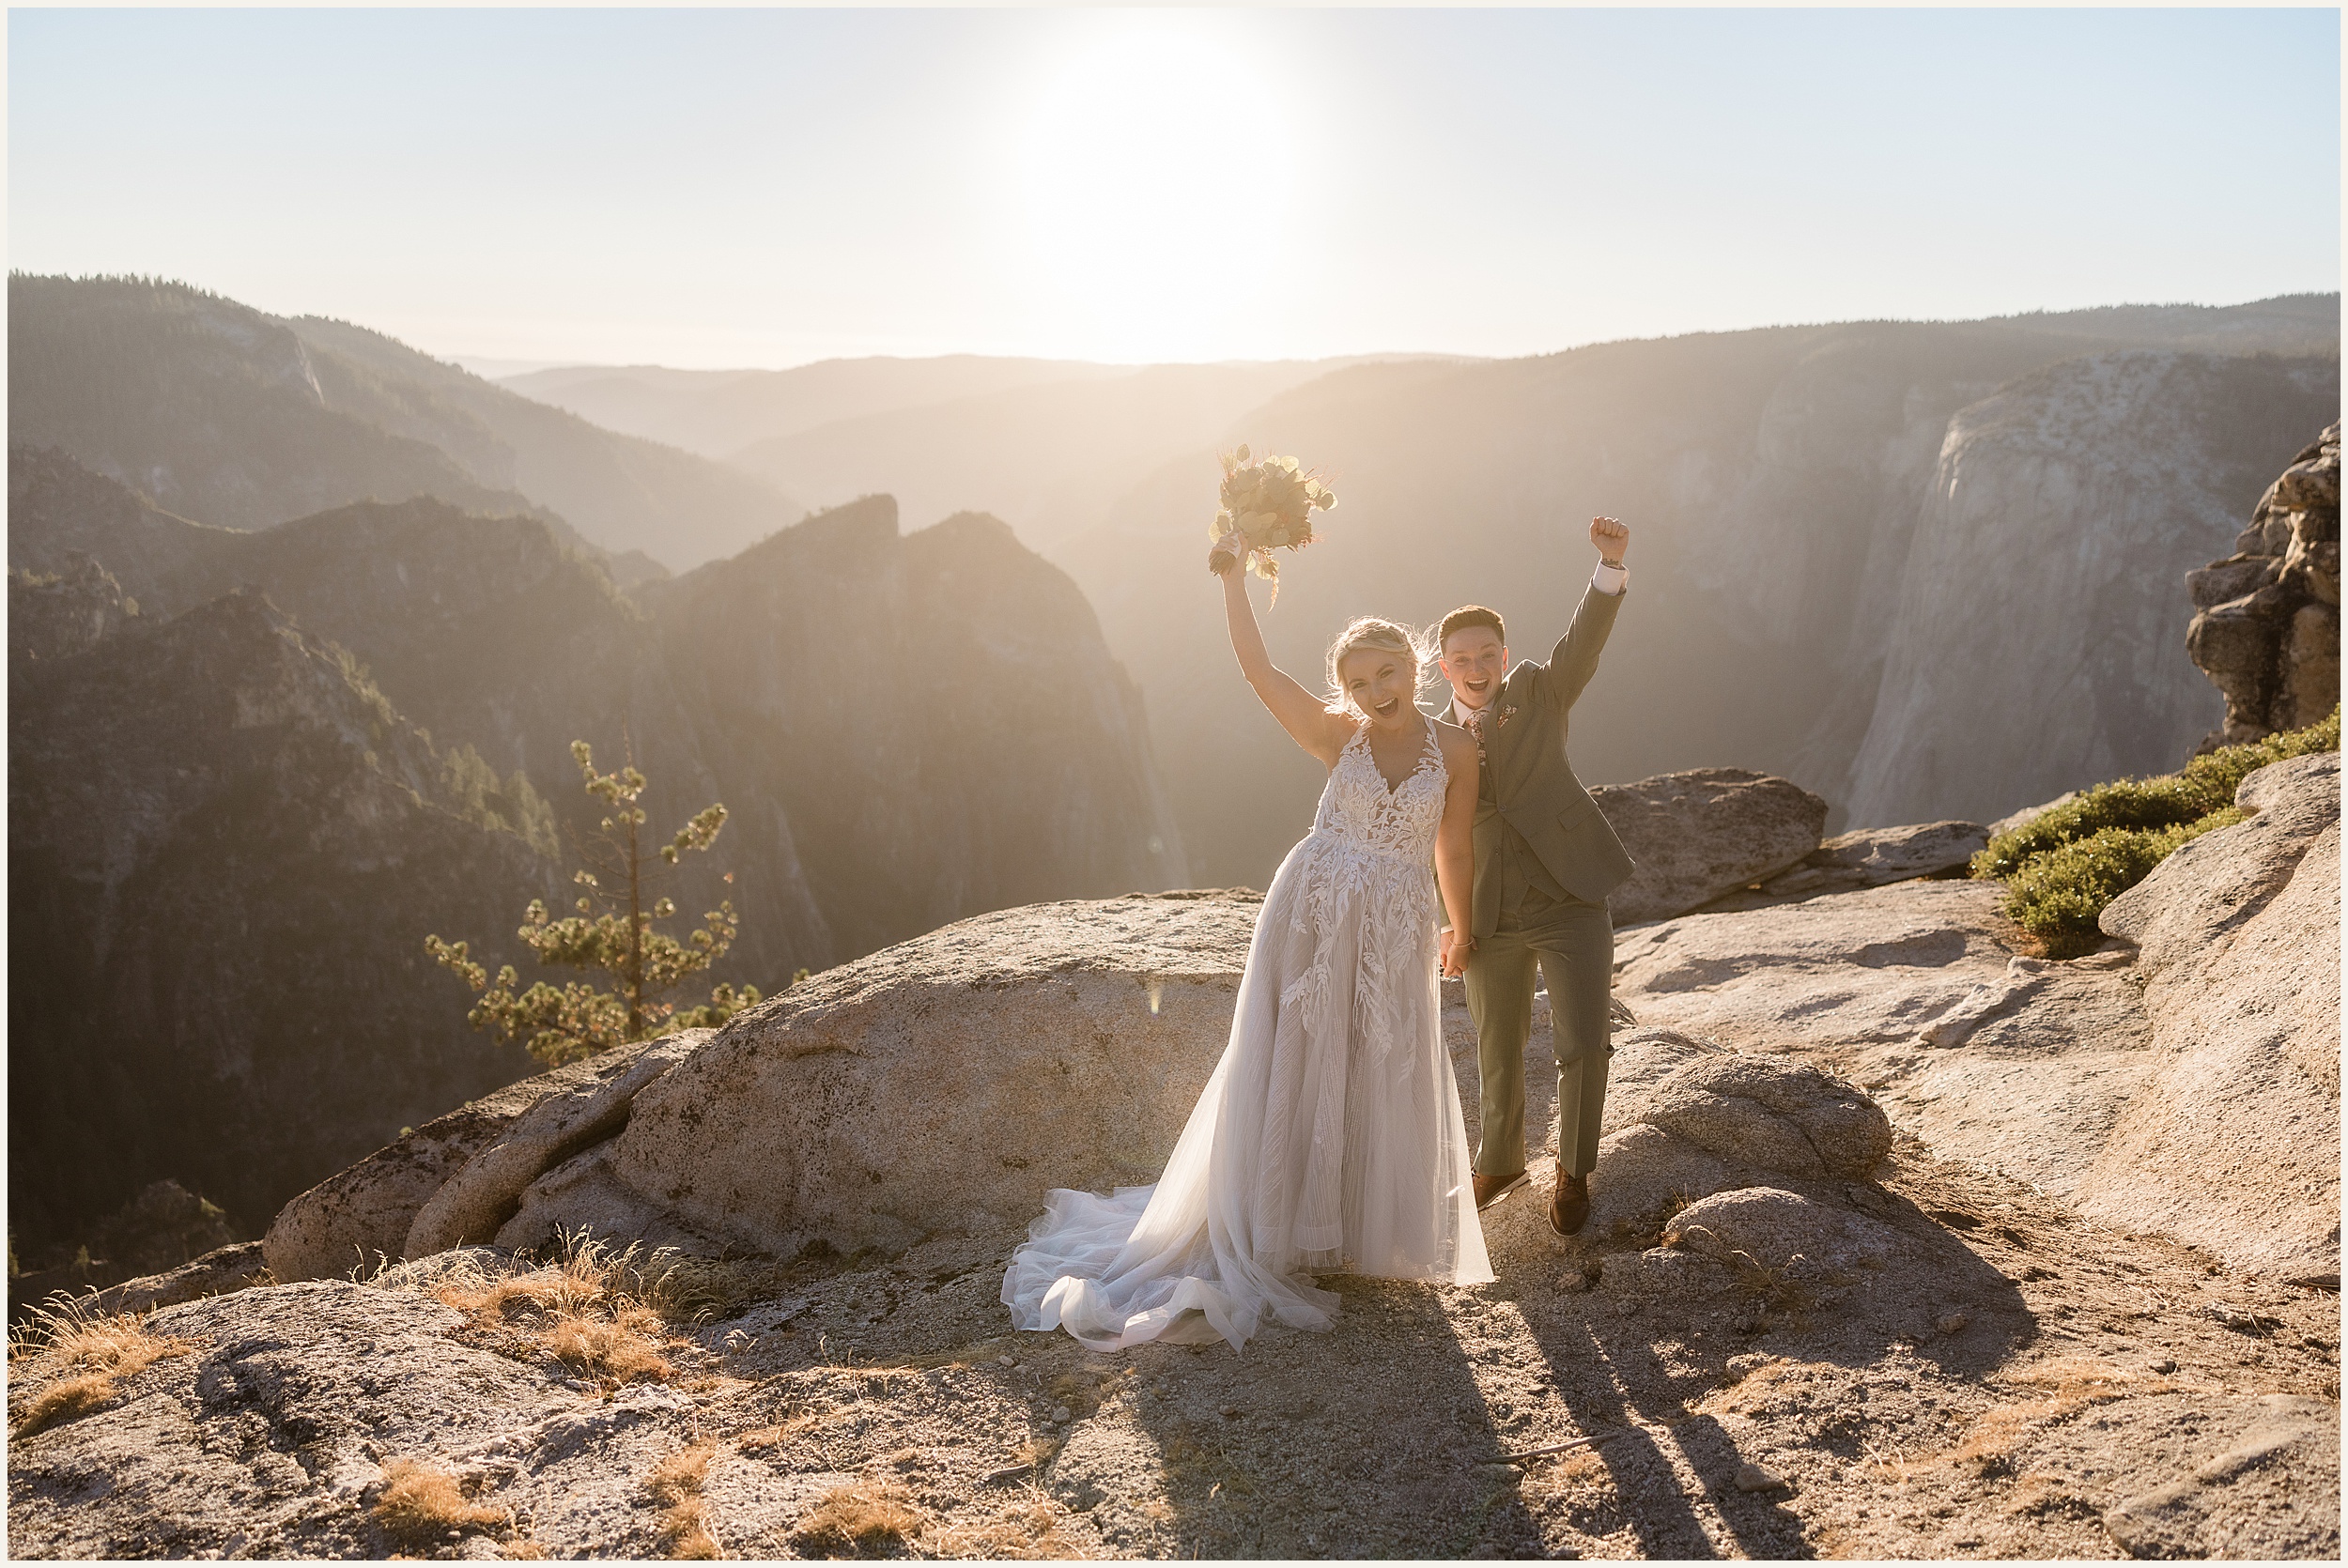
[1451,581,1632,1180]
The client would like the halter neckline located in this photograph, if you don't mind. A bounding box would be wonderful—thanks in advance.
[1349,713,1443,796]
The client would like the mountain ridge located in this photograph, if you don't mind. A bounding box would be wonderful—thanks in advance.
[8,274,807,574]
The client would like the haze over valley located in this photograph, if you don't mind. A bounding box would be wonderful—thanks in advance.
[497,295,2340,884]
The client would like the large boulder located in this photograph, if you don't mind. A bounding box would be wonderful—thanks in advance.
[2085,751,2340,1284]
[1595,769,1828,924]
[404,1031,710,1257]
[64,1242,270,1320]
[2186,421,2340,748]
[500,893,1260,1260]
[1583,1051,1892,1237]
[264,1035,697,1283]
[1640,1055,1892,1180]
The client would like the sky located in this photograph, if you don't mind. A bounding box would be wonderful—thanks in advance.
[8,7,2341,370]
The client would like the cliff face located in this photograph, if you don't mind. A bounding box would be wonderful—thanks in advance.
[1845,352,2335,825]
[2186,421,2341,747]
[8,588,552,1249]
[8,450,1187,1253]
[1064,310,2337,881]
[641,500,1185,960]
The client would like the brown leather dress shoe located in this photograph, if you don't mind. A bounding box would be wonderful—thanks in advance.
[1549,1168,1591,1237]
[1474,1168,1529,1211]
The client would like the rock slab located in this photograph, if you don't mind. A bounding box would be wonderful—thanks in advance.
[266,1037,693,1283]
[1760,820,1988,899]
[405,1031,710,1258]
[2090,751,2341,1284]
[1596,768,1829,924]
[511,893,1262,1260]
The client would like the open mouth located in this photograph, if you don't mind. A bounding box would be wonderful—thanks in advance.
[1372,696,1400,718]
[1465,678,1491,697]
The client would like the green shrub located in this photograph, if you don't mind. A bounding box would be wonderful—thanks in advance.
[2000,812,2247,958]
[1971,705,2337,956]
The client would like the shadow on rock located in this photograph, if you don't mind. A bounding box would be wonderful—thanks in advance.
[1100,1277,1548,1558]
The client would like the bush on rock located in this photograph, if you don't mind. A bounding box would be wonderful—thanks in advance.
[1971,706,2338,957]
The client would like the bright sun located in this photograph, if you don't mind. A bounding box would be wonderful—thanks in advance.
[1017,25,1301,358]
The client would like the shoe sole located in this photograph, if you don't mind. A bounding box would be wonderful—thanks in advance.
[1475,1172,1531,1211]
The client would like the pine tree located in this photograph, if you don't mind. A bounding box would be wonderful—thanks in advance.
[427,739,761,1066]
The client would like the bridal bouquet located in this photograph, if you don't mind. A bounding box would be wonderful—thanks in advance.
[1207,445,1336,605]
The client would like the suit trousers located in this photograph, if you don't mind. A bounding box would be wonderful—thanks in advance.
[1463,884,1614,1179]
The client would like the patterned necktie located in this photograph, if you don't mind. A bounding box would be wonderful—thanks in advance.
[1460,703,1491,768]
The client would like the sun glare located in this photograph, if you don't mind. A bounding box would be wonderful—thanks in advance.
[1017,24,1301,359]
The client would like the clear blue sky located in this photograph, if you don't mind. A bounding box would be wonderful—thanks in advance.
[10,7,2340,368]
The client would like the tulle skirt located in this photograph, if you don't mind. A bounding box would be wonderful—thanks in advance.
[1001,831,1494,1352]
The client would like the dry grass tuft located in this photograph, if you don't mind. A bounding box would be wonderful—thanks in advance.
[1013,1434,1065,1471]
[893,1337,1015,1372]
[546,1302,675,1389]
[794,1478,924,1558]
[2002,1355,2179,1400]
[1722,1251,1819,1323]
[8,1306,194,1438]
[1697,1357,1809,1418]
[431,1234,690,1391]
[930,1499,1080,1560]
[502,1540,551,1560]
[648,1441,721,1559]
[372,1458,510,1548]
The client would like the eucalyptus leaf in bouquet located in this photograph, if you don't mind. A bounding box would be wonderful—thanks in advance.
[1207,442,1336,605]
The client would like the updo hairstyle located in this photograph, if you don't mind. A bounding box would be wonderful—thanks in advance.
[1322,617,1434,717]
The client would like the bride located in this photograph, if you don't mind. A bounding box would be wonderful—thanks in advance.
[1001,537,1494,1352]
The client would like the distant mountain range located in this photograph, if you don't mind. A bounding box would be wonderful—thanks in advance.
[8,274,808,575]
[502,295,2339,885]
[502,353,1475,559]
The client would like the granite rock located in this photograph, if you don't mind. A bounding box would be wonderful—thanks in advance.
[1596,769,1829,924]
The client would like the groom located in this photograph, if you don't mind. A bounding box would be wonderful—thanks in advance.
[1435,515,1634,1237]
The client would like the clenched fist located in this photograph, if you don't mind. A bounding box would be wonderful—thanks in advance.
[1590,515,1630,566]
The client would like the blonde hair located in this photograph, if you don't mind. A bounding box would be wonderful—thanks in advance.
[1323,617,1433,716]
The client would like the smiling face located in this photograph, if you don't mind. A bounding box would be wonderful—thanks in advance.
[1338,647,1418,731]
[1439,625,1509,712]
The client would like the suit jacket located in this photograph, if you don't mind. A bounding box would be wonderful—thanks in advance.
[1449,583,1634,937]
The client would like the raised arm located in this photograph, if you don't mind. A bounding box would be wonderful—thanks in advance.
[1213,545,1353,766]
[1542,515,1630,714]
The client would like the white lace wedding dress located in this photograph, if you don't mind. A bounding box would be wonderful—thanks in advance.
[1003,715,1493,1352]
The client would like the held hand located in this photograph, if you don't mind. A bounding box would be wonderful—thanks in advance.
[1589,515,1629,566]
[1209,537,1244,577]
[1440,929,1472,979]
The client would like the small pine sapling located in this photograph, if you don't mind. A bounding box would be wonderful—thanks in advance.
[428,739,763,1064]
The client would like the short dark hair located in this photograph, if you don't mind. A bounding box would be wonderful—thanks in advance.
[1439,605,1506,649]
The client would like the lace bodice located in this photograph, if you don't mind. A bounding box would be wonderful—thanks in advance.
[1310,717,1448,863]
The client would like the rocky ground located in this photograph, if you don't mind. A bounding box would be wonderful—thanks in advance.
[8,997,2338,1560]
[8,761,2339,1560]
